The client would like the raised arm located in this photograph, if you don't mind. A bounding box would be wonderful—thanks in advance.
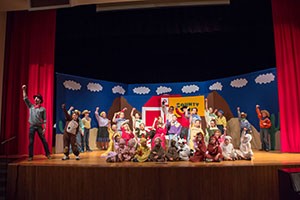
[256,105,262,119]
[22,85,33,108]
[130,108,135,118]
[112,112,118,123]
[205,98,208,111]
[95,107,101,122]
[152,118,158,129]
[237,107,241,120]
[62,104,72,121]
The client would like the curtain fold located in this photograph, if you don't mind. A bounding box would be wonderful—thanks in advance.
[0,10,56,155]
[272,0,300,152]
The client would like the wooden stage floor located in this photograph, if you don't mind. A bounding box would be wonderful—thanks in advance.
[6,150,300,200]
[11,150,300,167]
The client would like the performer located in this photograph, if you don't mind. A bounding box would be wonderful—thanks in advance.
[67,106,84,152]
[189,119,204,151]
[162,101,174,123]
[101,124,120,157]
[149,137,166,162]
[205,119,219,142]
[175,105,190,140]
[190,107,202,127]
[121,121,135,145]
[22,85,51,161]
[256,105,271,152]
[166,140,179,161]
[237,107,251,136]
[205,136,223,162]
[95,107,110,150]
[133,138,151,162]
[112,107,128,135]
[177,139,191,161]
[151,117,167,150]
[61,104,82,160]
[221,136,237,161]
[81,110,92,152]
[190,132,207,162]
[166,115,182,147]
[204,98,217,127]
[236,132,253,160]
[216,109,227,135]
[130,108,142,132]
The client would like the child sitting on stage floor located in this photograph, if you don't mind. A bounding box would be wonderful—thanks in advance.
[190,132,207,162]
[177,139,191,161]
[236,132,253,161]
[127,138,137,161]
[133,138,151,162]
[150,138,166,162]
[166,140,179,161]
[101,124,120,157]
[205,136,223,162]
[106,138,130,162]
[221,136,237,161]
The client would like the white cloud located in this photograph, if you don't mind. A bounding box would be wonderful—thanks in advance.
[87,82,103,92]
[156,86,172,95]
[112,85,126,95]
[230,78,248,88]
[63,80,81,91]
[181,84,199,94]
[209,82,223,91]
[255,73,275,84]
[133,86,151,95]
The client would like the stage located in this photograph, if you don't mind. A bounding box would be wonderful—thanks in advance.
[6,150,300,200]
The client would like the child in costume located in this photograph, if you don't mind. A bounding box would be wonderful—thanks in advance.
[135,123,148,138]
[166,140,179,161]
[205,119,219,142]
[177,139,191,161]
[81,110,92,152]
[221,136,237,161]
[189,119,204,150]
[151,117,167,150]
[131,107,143,132]
[126,138,137,161]
[149,138,166,162]
[62,104,82,160]
[162,101,174,123]
[67,106,84,153]
[133,138,151,162]
[175,105,190,140]
[204,98,217,127]
[106,138,128,162]
[166,115,182,147]
[190,107,202,127]
[95,107,110,150]
[205,136,223,162]
[101,124,120,157]
[213,129,225,144]
[190,132,207,162]
[121,122,135,145]
[216,109,227,135]
[236,132,253,160]
[112,107,128,135]
[237,107,251,136]
[256,105,271,152]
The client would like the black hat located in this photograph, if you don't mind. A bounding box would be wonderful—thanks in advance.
[33,94,43,103]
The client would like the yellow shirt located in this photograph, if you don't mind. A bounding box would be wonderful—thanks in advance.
[216,116,227,127]
[82,117,91,129]
[134,145,151,162]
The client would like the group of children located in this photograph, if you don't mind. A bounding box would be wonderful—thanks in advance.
[61,98,271,162]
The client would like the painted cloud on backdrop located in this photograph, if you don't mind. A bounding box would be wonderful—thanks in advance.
[156,86,172,95]
[230,78,248,88]
[181,84,199,94]
[209,82,223,91]
[63,80,81,91]
[255,73,275,84]
[133,86,151,95]
[112,85,126,95]
[87,83,103,92]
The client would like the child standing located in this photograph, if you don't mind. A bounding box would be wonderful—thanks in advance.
[81,110,92,152]
[151,117,167,150]
[112,107,128,135]
[95,107,110,150]
[256,105,271,152]
[166,115,182,147]
[237,107,251,136]
[175,105,190,140]
[189,119,204,150]
[204,98,217,127]
[216,110,227,135]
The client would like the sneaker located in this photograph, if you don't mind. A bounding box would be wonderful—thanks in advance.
[75,156,80,160]
[265,149,269,152]
[87,149,93,152]
[28,157,33,161]
[46,155,52,160]
[62,155,70,160]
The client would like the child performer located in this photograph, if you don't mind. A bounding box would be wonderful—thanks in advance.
[135,123,148,138]
[237,107,251,136]
[106,138,128,162]
[95,107,110,150]
[166,115,182,147]
[67,106,84,153]
[81,110,92,152]
[166,140,179,161]
[121,121,135,145]
[190,132,207,162]
[256,105,271,152]
[204,98,217,127]
[101,124,120,157]
[150,138,166,162]
[175,105,190,140]
[112,107,128,135]
[162,101,174,123]
[220,136,237,161]
[131,108,143,132]
[205,136,223,162]
[177,139,191,161]
[216,109,227,135]
[61,104,82,160]
[189,119,204,151]
[133,138,151,162]
[151,117,167,150]
[206,119,219,142]
[236,133,253,160]
[190,107,202,127]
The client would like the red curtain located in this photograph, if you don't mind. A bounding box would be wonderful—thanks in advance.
[0,10,56,155]
[272,0,300,152]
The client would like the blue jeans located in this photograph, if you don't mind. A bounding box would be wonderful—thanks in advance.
[260,128,270,150]
[83,128,91,151]
[29,125,50,158]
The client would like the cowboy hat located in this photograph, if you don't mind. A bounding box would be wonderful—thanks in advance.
[82,110,90,115]
[73,109,81,116]
[261,110,270,117]
[240,112,247,117]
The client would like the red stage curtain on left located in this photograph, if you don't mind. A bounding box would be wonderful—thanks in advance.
[0,10,56,155]
[272,0,300,152]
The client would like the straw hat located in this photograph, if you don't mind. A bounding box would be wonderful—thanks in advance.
[73,109,81,116]
[82,110,90,115]
[261,110,270,117]
[240,112,247,117]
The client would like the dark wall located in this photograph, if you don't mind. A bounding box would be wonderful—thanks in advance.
[55,0,275,83]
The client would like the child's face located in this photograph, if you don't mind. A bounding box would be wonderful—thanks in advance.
[179,143,184,148]
[168,107,174,113]
[139,123,145,130]
[155,139,161,146]
[124,124,130,130]
[209,107,213,113]
[194,120,200,127]
[197,134,203,140]
[172,115,177,122]
[217,111,223,116]
[101,112,107,118]
[262,113,267,118]
[112,125,117,131]
[214,131,221,137]
[119,112,125,118]
[85,113,89,117]
[115,137,120,143]
[158,117,163,123]
[72,113,78,120]
[119,143,124,148]
[135,113,140,119]
[191,108,197,114]
[224,139,230,145]
[141,141,147,147]
[210,121,216,127]
[210,137,216,144]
